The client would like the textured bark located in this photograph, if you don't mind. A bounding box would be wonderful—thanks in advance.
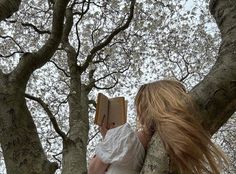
[61,1,136,173]
[141,0,236,173]
[140,133,170,174]
[61,8,89,174]
[62,85,89,174]
[61,39,89,174]
[0,0,69,174]
[0,0,21,21]
[11,0,70,83]
[191,0,236,135]
[0,74,58,174]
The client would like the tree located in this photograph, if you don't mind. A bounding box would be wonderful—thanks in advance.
[0,0,235,174]
[0,0,70,173]
[141,0,236,173]
[0,0,21,21]
[0,0,136,173]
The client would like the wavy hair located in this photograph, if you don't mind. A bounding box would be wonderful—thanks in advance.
[135,79,227,174]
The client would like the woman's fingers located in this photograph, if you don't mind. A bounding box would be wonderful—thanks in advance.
[108,122,116,129]
[99,122,108,139]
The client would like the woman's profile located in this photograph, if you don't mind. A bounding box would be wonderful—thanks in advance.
[88,79,228,174]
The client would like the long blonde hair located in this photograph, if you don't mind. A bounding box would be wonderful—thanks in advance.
[135,79,227,174]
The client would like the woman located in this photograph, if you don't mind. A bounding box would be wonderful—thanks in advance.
[88,79,228,174]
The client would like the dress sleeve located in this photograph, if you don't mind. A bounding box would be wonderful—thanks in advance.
[95,123,141,164]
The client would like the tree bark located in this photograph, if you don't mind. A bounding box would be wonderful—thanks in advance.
[0,0,21,21]
[0,0,69,173]
[62,84,89,174]
[0,74,58,174]
[141,0,236,173]
[140,133,170,174]
[60,8,89,173]
[61,1,136,172]
[61,40,89,174]
[191,0,236,135]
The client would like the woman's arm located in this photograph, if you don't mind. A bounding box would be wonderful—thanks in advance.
[88,155,110,174]
[88,121,114,174]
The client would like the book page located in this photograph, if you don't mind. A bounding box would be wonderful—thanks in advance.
[94,93,109,126]
[108,97,127,127]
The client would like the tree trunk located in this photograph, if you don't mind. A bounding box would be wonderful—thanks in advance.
[140,133,170,174]
[0,0,69,173]
[62,84,89,174]
[60,7,91,172]
[0,73,57,174]
[0,0,21,21]
[141,0,236,173]
[191,0,236,134]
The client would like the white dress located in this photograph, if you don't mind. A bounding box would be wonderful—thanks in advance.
[95,123,145,174]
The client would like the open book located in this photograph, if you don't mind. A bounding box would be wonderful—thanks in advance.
[94,93,127,128]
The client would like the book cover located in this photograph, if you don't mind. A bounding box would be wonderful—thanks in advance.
[94,93,127,128]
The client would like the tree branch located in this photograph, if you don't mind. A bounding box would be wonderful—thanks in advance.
[11,0,70,85]
[79,0,136,72]
[21,22,51,34]
[3,20,51,34]
[0,35,23,50]
[0,51,24,58]
[88,99,96,108]
[52,152,62,167]
[190,0,236,135]
[49,60,70,77]
[75,0,91,59]
[25,93,67,140]
[86,58,130,91]
[0,0,21,21]
[94,78,119,90]
[88,131,99,144]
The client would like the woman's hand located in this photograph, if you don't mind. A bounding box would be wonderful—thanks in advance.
[99,122,108,139]
[99,121,116,139]
[88,155,110,174]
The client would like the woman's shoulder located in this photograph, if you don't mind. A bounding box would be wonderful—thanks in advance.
[105,123,148,152]
[112,122,132,130]
[96,123,145,164]
[106,123,133,136]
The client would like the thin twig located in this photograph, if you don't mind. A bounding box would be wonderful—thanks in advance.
[88,130,100,144]
[79,0,136,72]
[49,60,70,77]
